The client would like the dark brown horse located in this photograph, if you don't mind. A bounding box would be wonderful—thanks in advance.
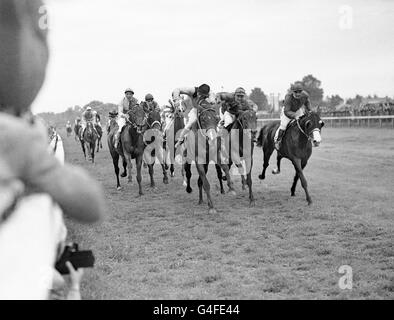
[95,124,103,152]
[120,106,153,196]
[217,110,258,206]
[143,109,169,187]
[82,121,98,163]
[183,105,234,214]
[107,117,128,190]
[257,111,324,205]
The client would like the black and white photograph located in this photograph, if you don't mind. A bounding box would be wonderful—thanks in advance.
[0,0,393,305]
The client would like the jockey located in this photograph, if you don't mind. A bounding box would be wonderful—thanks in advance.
[274,82,312,150]
[171,84,214,147]
[114,88,139,148]
[140,94,160,113]
[80,106,99,138]
[217,87,258,129]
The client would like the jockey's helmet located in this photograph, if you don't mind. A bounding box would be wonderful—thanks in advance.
[145,94,154,102]
[235,87,246,96]
[197,84,210,97]
[86,106,92,111]
[125,88,134,94]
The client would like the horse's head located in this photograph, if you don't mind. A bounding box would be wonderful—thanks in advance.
[128,106,148,134]
[147,109,162,131]
[198,106,219,145]
[300,111,325,147]
[237,110,258,141]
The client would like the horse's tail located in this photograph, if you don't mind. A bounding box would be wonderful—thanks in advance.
[256,126,266,148]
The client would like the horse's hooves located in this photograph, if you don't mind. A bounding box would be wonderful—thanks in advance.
[291,193,296,197]
[186,187,193,194]
[117,186,122,191]
[198,201,203,205]
[249,200,256,207]
[220,189,225,195]
[208,208,217,215]
[307,200,313,205]
[163,178,169,185]
[258,174,265,180]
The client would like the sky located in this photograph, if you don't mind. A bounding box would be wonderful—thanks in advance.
[32,0,394,113]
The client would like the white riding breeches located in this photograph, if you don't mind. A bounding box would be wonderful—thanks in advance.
[117,116,126,133]
[275,106,305,141]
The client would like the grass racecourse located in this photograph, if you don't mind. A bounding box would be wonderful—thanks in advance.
[63,127,394,300]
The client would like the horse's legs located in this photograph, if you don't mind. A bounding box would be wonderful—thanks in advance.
[215,164,225,194]
[81,141,86,159]
[112,153,121,190]
[198,176,203,204]
[198,164,209,203]
[155,146,169,184]
[170,164,175,177]
[136,156,143,196]
[121,156,127,177]
[291,159,307,196]
[292,158,312,205]
[220,164,236,195]
[184,162,192,193]
[196,163,215,213]
[272,152,283,175]
[125,153,133,183]
[235,162,247,190]
[246,159,255,206]
[259,146,274,180]
[148,163,155,188]
[291,172,299,196]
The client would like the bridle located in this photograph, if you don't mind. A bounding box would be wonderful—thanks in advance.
[197,107,218,140]
[235,110,255,130]
[296,114,322,141]
[126,112,148,134]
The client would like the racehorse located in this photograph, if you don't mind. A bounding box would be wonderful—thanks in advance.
[120,106,149,196]
[163,101,186,182]
[74,122,81,142]
[82,122,98,163]
[95,125,103,153]
[217,110,258,206]
[257,111,324,205]
[107,117,128,190]
[48,126,65,164]
[144,109,169,187]
[183,104,234,214]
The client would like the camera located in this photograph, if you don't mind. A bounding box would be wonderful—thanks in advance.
[55,243,95,275]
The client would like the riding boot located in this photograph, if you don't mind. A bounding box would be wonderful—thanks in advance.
[275,129,285,150]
